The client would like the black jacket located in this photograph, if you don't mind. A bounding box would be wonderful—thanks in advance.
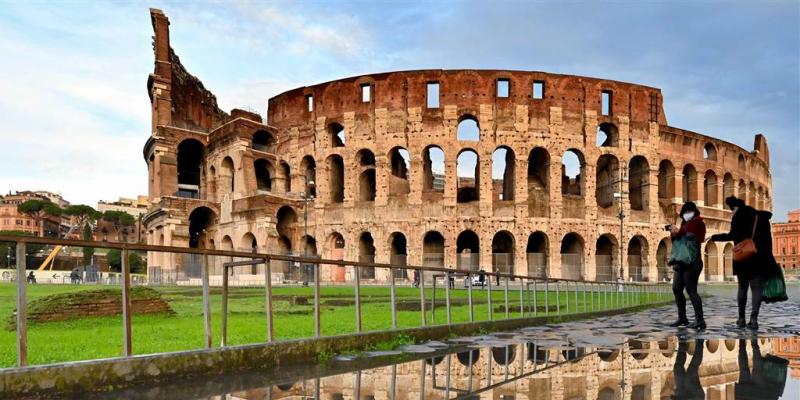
[710,206,777,279]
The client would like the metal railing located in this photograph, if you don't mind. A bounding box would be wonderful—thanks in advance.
[0,234,672,368]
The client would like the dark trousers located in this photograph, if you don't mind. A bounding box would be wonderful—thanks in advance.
[737,275,763,321]
[672,267,704,322]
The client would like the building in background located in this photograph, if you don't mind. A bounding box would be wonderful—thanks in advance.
[773,208,800,270]
[0,191,63,237]
[97,196,149,217]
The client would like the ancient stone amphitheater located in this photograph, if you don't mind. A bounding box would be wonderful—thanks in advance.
[143,9,772,285]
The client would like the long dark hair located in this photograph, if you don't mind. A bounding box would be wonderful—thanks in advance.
[679,201,700,217]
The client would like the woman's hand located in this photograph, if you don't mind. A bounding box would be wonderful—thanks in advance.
[670,225,681,235]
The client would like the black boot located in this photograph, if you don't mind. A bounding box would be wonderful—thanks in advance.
[747,320,759,330]
[669,319,689,327]
[736,318,746,328]
[688,320,706,330]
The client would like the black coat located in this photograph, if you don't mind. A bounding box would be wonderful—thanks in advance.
[710,206,777,279]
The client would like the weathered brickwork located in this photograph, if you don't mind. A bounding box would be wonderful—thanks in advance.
[142,9,772,284]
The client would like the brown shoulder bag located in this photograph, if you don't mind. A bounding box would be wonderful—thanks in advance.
[733,214,758,262]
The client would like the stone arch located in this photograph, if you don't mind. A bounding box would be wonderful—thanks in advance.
[301,155,316,197]
[748,181,756,207]
[560,233,584,280]
[723,243,734,280]
[327,231,346,283]
[738,179,747,201]
[596,122,619,147]
[252,130,275,151]
[358,170,376,202]
[218,235,233,276]
[738,154,746,171]
[706,339,720,353]
[491,230,515,275]
[177,139,204,197]
[629,156,649,211]
[389,232,408,279]
[423,231,445,268]
[561,149,585,196]
[422,145,445,193]
[456,230,480,271]
[723,173,734,209]
[188,206,215,249]
[682,164,698,203]
[492,146,515,201]
[704,241,719,281]
[526,231,548,278]
[627,235,648,282]
[527,343,549,364]
[757,186,764,209]
[327,155,345,203]
[241,232,258,274]
[456,114,480,141]
[656,238,671,282]
[527,147,550,217]
[703,142,717,160]
[595,234,618,281]
[388,147,410,196]
[280,161,291,193]
[220,156,235,195]
[302,235,317,256]
[456,349,481,367]
[457,148,480,203]
[276,205,298,245]
[596,154,620,209]
[704,170,718,207]
[658,160,675,200]
[358,232,376,279]
[254,158,273,192]
[328,122,345,147]
[492,345,516,365]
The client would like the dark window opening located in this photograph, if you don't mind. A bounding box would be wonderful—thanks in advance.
[601,90,612,116]
[532,81,544,99]
[427,82,440,108]
[497,78,510,98]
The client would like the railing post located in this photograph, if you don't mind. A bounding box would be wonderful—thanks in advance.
[201,254,212,349]
[533,280,538,316]
[544,280,549,314]
[419,269,426,326]
[431,275,437,323]
[355,264,362,333]
[221,264,229,347]
[487,273,493,321]
[504,275,510,319]
[16,242,27,367]
[582,282,587,313]
[574,281,579,313]
[121,248,132,356]
[265,257,274,342]
[467,272,474,322]
[519,278,524,318]
[314,262,320,337]
[445,271,451,325]
[390,268,397,330]
[555,281,561,316]
[565,281,570,313]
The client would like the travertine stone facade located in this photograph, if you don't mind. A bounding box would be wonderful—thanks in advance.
[142,9,773,284]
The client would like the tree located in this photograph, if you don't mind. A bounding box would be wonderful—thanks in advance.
[17,200,63,237]
[102,211,136,241]
[81,223,94,266]
[63,204,101,231]
[107,249,146,273]
[0,230,45,267]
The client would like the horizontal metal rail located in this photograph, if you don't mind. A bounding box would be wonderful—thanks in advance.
[0,235,672,369]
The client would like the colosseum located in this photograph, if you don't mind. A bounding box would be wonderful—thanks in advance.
[142,9,772,285]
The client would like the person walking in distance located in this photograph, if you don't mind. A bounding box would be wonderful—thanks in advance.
[669,202,706,330]
[709,196,778,330]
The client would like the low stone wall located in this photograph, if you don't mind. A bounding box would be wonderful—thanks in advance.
[0,301,671,398]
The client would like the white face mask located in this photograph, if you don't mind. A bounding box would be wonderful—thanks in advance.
[682,212,695,222]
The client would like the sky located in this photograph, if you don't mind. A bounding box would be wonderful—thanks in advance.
[0,1,798,218]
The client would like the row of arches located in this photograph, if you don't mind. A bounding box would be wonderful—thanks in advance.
[658,160,770,210]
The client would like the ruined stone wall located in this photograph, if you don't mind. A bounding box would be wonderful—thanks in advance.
[142,9,773,283]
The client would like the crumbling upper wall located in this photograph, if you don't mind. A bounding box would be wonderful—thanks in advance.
[148,8,228,133]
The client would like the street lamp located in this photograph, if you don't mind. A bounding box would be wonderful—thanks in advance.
[613,167,629,284]
[301,176,316,286]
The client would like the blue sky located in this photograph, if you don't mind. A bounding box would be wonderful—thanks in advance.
[0,1,797,219]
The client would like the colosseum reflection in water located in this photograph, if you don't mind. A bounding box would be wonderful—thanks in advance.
[143,8,772,284]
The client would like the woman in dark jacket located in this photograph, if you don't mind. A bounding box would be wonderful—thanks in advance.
[709,196,777,330]
[669,202,706,330]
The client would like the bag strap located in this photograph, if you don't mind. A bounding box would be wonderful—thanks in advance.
[750,214,758,239]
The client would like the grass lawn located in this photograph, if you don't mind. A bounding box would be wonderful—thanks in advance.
[0,282,670,367]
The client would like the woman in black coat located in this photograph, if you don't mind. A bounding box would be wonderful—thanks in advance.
[709,196,778,330]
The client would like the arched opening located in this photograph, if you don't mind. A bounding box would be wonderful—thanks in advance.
[757,186,764,209]
[456,349,481,367]
[560,233,584,280]
[328,232,346,283]
[748,182,756,208]
[220,157,235,195]
[682,164,698,203]
[723,173,734,209]
[327,155,345,203]
[241,232,259,274]
[527,147,550,217]
[188,207,215,249]
[252,130,275,152]
[276,206,297,245]
[596,154,620,209]
[526,232,548,278]
[388,147,410,196]
[422,145,445,193]
[738,179,747,202]
[219,235,233,276]
[301,156,316,198]
[328,123,345,147]
[656,239,671,282]
[457,149,480,203]
[423,231,445,269]
[595,234,618,281]
[527,343,549,364]
[358,232,376,279]
[491,231,515,275]
[356,149,376,202]
[177,139,204,198]
[456,230,480,271]
[704,170,718,207]
[704,241,718,281]
[738,154,746,171]
[456,115,479,141]
[703,143,717,160]
[596,123,619,147]
[628,236,647,282]
[561,150,585,218]
[492,147,515,201]
[389,232,407,279]
[254,159,273,193]
[280,161,291,193]
[492,345,516,365]
[302,235,317,256]
[658,160,675,200]
[723,243,734,280]
[629,156,649,211]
